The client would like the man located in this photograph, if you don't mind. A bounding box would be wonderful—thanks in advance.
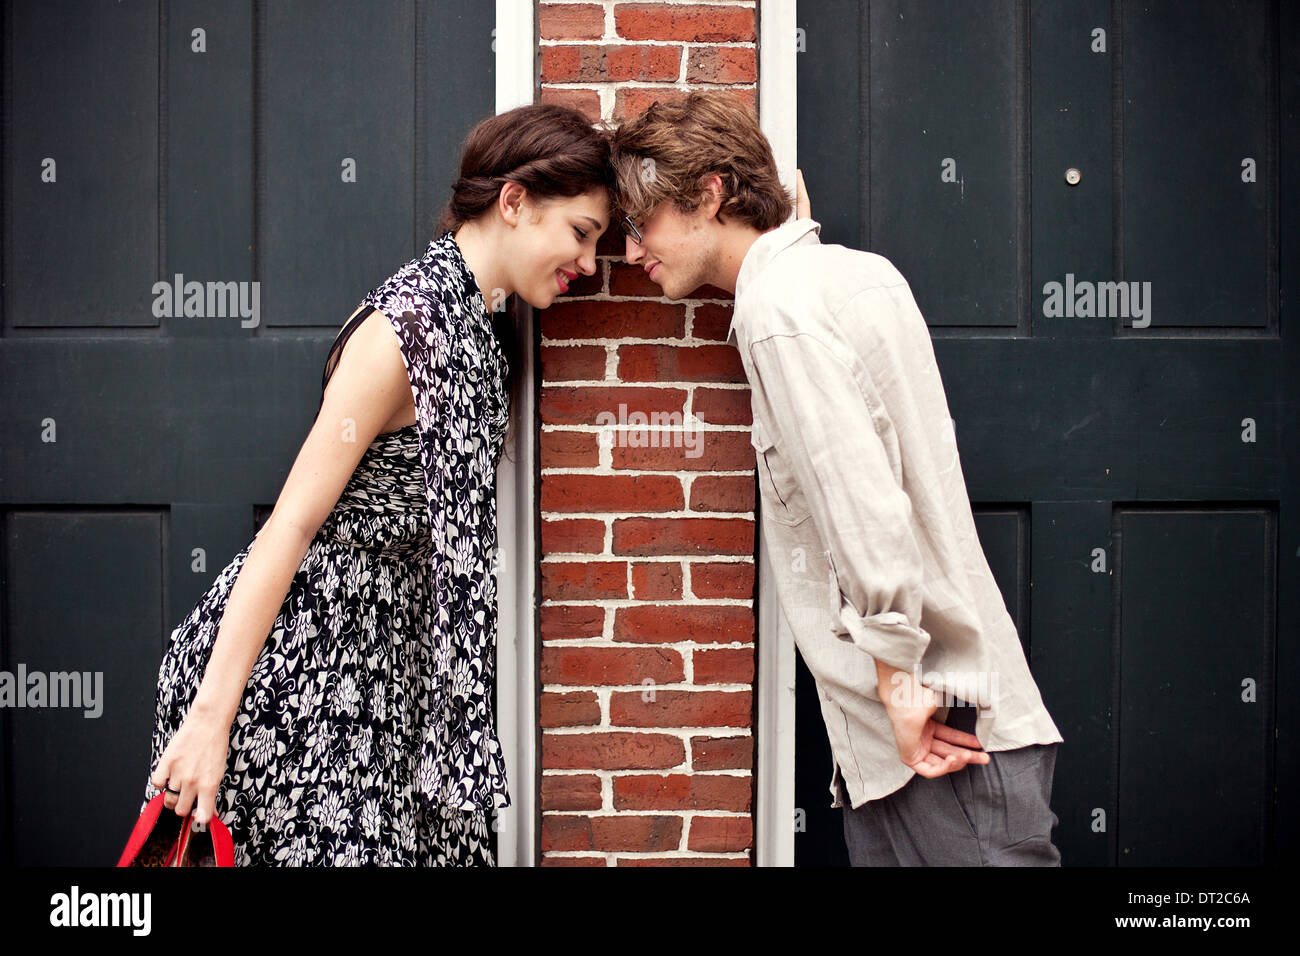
[609,92,1065,866]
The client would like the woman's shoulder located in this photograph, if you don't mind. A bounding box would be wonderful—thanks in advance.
[364,237,464,321]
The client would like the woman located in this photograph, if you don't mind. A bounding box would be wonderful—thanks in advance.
[141,103,614,866]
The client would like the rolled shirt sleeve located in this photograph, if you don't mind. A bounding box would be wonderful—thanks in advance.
[748,328,931,676]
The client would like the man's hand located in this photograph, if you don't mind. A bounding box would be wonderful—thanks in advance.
[795,167,811,220]
[874,659,990,778]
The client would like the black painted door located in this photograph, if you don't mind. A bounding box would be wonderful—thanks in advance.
[0,0,495,865]
[795,0,1295,866]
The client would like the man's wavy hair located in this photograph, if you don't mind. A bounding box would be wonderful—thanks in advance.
[609,91,793,231]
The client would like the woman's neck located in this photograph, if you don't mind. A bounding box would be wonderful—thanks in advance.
[452,221,511,308]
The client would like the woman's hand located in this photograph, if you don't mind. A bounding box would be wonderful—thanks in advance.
[149,703,231,826]
[795,167,812,220]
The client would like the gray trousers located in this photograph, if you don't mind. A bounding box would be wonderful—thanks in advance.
[840,707,1062,866]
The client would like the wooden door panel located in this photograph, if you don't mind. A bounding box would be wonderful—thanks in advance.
[1116,508,1275,865]
[1122,1,1275,329]
[8,0,159,327]
[866,0,1024,328]
[796,0,1291,866]
[5,512,163,865]
[262,0,416,327]
[0,0,496,865]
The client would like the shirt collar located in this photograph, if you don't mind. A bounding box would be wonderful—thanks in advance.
[433,229,490,326]
[728,217,822,345]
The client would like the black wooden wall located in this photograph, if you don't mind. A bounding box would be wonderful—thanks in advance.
[796,0,1295,866]
[0,0,495,866]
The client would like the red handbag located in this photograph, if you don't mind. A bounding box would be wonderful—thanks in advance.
[117,792,234,867]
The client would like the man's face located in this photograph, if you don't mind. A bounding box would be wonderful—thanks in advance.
[622,199,720,300]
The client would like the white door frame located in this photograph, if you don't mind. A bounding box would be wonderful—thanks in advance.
[755,0,799,868]
[493,0,538,867]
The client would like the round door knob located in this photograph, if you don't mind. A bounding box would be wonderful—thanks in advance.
[1065,167,1082,186]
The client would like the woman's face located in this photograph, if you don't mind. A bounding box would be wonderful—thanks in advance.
[508,188,610,309]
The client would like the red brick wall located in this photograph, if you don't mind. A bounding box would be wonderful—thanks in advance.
[536,1,761,865]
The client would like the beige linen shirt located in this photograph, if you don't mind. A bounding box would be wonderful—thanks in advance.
[728,218,1063,809]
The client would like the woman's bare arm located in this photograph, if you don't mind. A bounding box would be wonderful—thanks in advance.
[188,308,413,728]
[154,307,417,823]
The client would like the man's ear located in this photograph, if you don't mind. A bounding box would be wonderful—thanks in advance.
[700,174,725,219]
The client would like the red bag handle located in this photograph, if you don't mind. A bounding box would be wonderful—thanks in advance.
[117,791,235,867]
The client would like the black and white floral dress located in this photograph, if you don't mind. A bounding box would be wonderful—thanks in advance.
[141,230,511,866]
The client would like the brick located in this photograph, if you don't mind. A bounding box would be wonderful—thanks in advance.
[597,227,626,257]
[592,814,682,851]
[540,44,583,82]
[540,429,601,468]
[693,281,736,299]
[541,855,609,866]
[609,261,667,297]
[631,561,683,600]
[540,772,604,810]
[540,690,602,727]
[542,385,688,426]
[542,474,685,512]
[541,518,607,553]
[692,646,754,683]
[609,428,753,471]
[540,814,683,852]
[691,734,754,770]
[541,560,629,600]
[541,299,686,339]
[689,560,755,599]
[616,343,746,383]
[541,344,607,381]
[685,46,757,84]
[542,44,681,84]
[540,603,606,641]
[614,3,756,43]
[691,302,734,340]
[688,475,755,514]
[541,645,685,686]
[612,516,754,556]
[612,772,751,811]
[542,730,686,769]
[612,603,755,643]
[610,688,752,728]
[691,386,752,425]
[687,815,753,852]
[616,855,749,866]
[538,86,602,123]
[541,815,596,852]
[614,86,690,122]
[615,86,754,123]
[540,3,605,40]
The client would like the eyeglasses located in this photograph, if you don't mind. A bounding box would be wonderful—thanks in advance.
[620,215,644,245]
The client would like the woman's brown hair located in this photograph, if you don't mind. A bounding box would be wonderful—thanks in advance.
[324,106,611,463]
[609,91,793,231]
[438,104,615,460]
